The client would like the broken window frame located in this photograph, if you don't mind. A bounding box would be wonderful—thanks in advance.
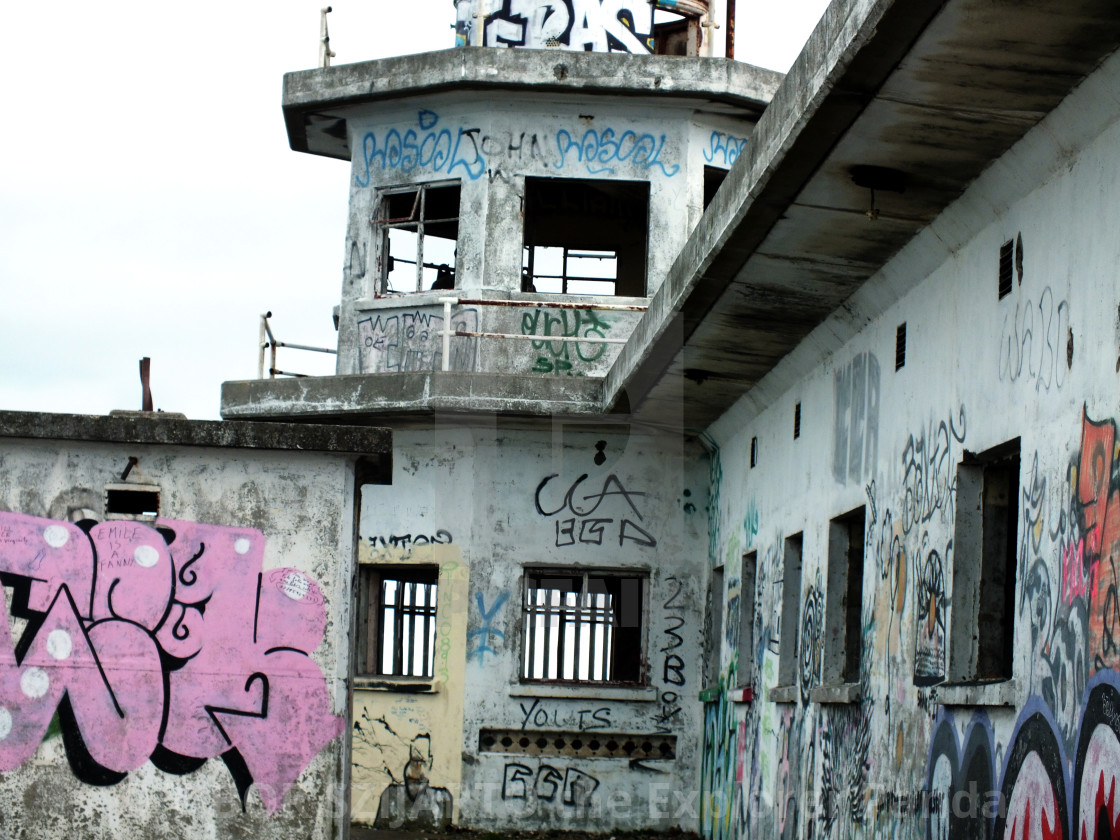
[356,564,439,679]
[522,245,620,296]
[521,568,647,685]
[374,181,460,295]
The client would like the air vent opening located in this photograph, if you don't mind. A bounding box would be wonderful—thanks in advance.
[104,484,160,521]
[896,323,907,370]
[998,240,1014,299]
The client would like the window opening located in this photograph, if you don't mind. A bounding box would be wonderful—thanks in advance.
[376,183,460,294]
[738,552,758,687]
[950,440,1020,683]
[705,566,724,688]
[522,178,649,297]
[777,533,803,689]
[357,565,439,678]
[703,166,729,209]
[522,570,644,684]
[104,483,160,520]
[825,507,866,685]
[998,239,1014,299]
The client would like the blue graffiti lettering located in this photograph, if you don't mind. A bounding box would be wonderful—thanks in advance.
[702,131,749,168]
[555,127,679,177]
[355,111,486,186]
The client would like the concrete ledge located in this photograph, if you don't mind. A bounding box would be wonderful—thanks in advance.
[221,372,605,422]
[509,683,658,702]
[284,48,784,158]
[0,410,391,456]
[768,684,798,704]
[936,680,1022,708]
[809,682,862,705]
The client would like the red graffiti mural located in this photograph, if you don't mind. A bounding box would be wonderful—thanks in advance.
[0,512,344,812]
[1075,410,1120,675]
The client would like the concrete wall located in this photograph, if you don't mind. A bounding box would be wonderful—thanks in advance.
[336,92,757,376]
[352,422,709,830]
[697,45,1120,840]
[0,425,365,840]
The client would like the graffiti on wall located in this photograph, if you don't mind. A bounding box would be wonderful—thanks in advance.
[355,109,680,186]
[900,406,967,536]
[534,472,657,548]
[927,670,1120,840]
[999,278,1071,392]
[0,512,344,812]
[522,307,615,375]
[456,0,654,53]
[913,539,949,687]
[655,576,687,733]
[833,352,881,485]
[358,308,479,374]
[467,591,509,662]
[703,132,750,169]
[502,761,601,808]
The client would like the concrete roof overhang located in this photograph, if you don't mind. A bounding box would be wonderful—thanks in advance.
[283,49,784,160]
[605,0,1120,434]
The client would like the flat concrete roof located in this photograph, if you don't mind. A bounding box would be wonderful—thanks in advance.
[283,48,784,159]
[0,410,391,456]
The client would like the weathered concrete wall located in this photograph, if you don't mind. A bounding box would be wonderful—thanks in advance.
[352,422,709,830]
[336,92,758,376]
[697,46,1120,840]
[0,428,362,840]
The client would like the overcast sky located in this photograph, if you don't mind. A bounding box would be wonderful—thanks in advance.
[0,0,830,421]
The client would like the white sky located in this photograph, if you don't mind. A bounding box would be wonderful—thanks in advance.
[0,0,830,421]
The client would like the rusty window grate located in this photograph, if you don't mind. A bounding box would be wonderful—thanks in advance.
[522,570,645,684]
[357,565,438,678]
[895,322,907,370]
[479,729,675,760]
[998,240,1014,299]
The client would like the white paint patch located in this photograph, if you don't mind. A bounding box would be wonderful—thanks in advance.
[43,525,69,548]
[282,572,310,601]
[134,545,160,568]
[21,668,50,700]
[46,629,73,661]
[234,537,252,556]
[0,707,11,740]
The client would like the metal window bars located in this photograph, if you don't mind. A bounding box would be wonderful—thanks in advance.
[375,185,459,294]
[522,573,623,682]
[380,575,439,678]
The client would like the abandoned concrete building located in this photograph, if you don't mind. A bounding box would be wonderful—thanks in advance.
[2,0,1120,838]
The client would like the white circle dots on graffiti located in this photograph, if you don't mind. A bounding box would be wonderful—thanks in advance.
[0,708,10,741]
[282,572,310,601]
[234,537,252,556]
[21,668,50,700]
[134,545,160,568]
[43,525,69,548]
[46,629,73,661]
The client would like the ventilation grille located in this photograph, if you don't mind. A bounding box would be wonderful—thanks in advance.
[895,323,907,370]
[479,729,676,760]
[750,436,758,468]
[793,402,802,439]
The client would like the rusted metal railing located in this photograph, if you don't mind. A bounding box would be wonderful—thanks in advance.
[437,296,647,373]
[258,312,337,379]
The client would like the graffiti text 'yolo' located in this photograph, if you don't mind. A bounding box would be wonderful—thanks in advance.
[535,473,656,548]
[0,512,344,813]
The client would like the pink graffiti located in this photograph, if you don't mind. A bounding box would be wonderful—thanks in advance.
[1062,537,1101,608]
[0,512,344,813]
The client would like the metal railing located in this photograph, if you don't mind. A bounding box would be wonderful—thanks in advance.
[437,296,647,373]
[258,311,338,379]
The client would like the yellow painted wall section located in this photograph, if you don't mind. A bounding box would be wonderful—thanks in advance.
[351,543,468,827]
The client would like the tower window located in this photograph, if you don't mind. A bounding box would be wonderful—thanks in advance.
[522,178,649,297]
[375,182,460,294]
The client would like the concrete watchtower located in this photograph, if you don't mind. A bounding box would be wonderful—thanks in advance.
[222,1,780,421]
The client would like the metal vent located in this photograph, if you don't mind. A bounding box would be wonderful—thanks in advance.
[750,436,758,468]
[998,240,1014,299]
[479,729,676,760]
[895,323,907,370]
[793,402,801,439]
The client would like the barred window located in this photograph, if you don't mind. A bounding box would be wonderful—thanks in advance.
[357,565,439,678]
[522,570,645,684]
